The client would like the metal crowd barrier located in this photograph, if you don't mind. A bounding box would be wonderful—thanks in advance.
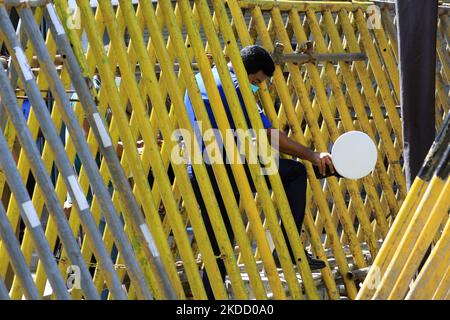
[0,0,447,300]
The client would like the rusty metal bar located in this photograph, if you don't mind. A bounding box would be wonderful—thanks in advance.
[272,42,367,65]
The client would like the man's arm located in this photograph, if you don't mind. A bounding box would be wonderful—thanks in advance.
[267,128,334,176]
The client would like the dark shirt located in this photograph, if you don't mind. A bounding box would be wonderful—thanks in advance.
[183,66,271,172]
[184,66,271,132]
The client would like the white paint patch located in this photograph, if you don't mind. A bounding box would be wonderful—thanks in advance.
[22,201,41,228]
[67,175,89,211]
[265,229,275,252]
[140,224,160,257]
[93,113,112,148]
[46,3,66,36]
[13,47,33,81]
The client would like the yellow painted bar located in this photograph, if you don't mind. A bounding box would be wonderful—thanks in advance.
[339,9,407,201]
[264,6,367,269]
[155,0,270,299]
[302,8,388,246]
[84,4,188,299]
[323,10,400,216]
[111,0,243,299]
[430,265,449,300]
[2,0,448,301]
[235,0,373,11]
[212,0,321,298]
[179,0,293,299]
[74,0,185,299]
[234,3,360,298]
[372,175,446,299]
[226,0,344,299]
[356,178,428,299]
[388,179,449,299]
[406,217,450,300]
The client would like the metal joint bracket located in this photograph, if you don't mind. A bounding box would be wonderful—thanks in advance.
[0,0,50,8]
[271,41,367,65]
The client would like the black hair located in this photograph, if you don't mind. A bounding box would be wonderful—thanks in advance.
[240,45,275,77]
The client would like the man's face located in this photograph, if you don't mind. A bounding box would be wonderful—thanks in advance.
[248,70,269,88]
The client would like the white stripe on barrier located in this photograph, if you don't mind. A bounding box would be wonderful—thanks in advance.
[13,46,33,81]
[67,175,89,211]
[46,3,66,36]
[22,201,41,228]
[140,224,160,257]
[93,113,112,148]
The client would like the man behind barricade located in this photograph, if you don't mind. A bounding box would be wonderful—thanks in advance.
[184,45,335,299]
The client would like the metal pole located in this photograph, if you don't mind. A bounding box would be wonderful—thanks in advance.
[3,0,49,7]
[0,66,72,301]
[357,113,449,299]
[0,198,40,299]
[0,6,102,300]
[0,6,21,131]
[44,2,166,300]
[74,0,179,299]
[396,0,437,189]
[0,274,10,300]
[17,4,154,300]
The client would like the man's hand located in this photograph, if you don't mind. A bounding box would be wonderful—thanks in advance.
[311,152,334,176]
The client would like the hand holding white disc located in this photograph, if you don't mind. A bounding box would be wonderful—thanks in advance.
[331,131,377,179]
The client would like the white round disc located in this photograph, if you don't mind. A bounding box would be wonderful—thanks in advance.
[331,131,377,179]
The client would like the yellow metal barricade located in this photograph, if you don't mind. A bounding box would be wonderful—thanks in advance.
[0,0,447,300]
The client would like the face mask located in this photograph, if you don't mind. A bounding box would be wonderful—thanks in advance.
[250,83,260,93]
